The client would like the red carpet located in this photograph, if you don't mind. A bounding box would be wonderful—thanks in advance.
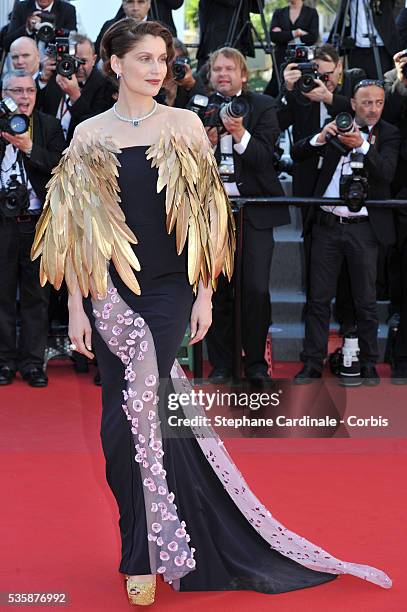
[0,362,406,611]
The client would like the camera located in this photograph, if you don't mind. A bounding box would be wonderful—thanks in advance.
[339,152,369,213]
[326,111,355,155]
[0,98,29,135]
[46,37,85,78]
[284,44,329,94]
[34,11,57,43]
[0,174,30,218]
[172,56,190,81]
[285,43,315,64]
[34,10,71,44]
[187,93,250,131]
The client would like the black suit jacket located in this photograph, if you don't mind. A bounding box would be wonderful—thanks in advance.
[5,0,77,51]
[197,0,264,65]
[329,0,401,56]
[215,91,289,229]
[36,66,115,142]
[396,8,407,49]
[291,118,400,246]
[150,0,183,36]
[20,109,65,205]
[278,68,366,195]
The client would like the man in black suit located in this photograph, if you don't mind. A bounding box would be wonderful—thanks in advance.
[196,0,264,69]
[204,47,289,385]
[292,80,400,385]
[0,70,65,387]
[278,44,366,333]
[329,0,401,79]
[36,34,114,142]
[5,0,77,52]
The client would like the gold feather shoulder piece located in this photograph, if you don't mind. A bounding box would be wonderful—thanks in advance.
[31,132,141,299]
[146,120,235,291]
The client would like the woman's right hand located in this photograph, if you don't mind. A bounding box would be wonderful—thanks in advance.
[68,305,94,360]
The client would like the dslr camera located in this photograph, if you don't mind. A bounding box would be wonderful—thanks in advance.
[285,44,328,94]
[187,93,250,132]
[0,98,29,135]
[0,174,30,218]
[339,152,369,213]
[172,56,190,81]
[33,11,71,44]
[46,37,85,78]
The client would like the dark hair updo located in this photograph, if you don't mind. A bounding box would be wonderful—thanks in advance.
[100,18,175,82]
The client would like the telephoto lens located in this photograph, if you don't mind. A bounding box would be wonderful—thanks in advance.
[219,97,250,122]
[326,112,354,155]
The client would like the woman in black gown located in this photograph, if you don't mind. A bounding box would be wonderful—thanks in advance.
[32,18,392,606]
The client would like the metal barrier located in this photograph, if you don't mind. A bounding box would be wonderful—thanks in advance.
[193,196,407,380]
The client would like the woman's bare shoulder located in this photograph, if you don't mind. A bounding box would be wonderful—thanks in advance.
[72,109,115,141]
[157,104,203,130]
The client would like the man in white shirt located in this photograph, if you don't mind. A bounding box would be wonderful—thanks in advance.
[292,80,400,385]
[204,47,289,385]
[330,0,401,79]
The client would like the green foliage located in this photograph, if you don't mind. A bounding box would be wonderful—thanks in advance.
[185,0,199,30]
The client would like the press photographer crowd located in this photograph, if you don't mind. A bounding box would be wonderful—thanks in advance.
[1,0,407,390]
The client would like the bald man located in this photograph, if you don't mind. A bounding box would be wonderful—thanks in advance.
[10,36,40,78]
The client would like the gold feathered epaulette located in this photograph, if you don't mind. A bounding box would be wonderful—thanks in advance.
[146,124,235,291]
[31,133,141,299]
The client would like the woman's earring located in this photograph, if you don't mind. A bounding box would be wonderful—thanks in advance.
[116,72,121,80]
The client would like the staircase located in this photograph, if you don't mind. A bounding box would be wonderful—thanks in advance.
[269,205,390,361]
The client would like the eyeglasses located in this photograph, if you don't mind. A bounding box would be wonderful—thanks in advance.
[4,87,37,96]
[353,79,385,94]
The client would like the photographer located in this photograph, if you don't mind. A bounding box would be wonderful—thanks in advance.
[278,44,366,333]
[292,80,400,385]
[329,0,400,79]
[0,70,65,387]
[4,0,77,52]
[203,47,289,385]
[164,39,207,108]
[36,34,114,142]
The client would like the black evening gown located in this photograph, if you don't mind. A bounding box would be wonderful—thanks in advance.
[84,147,384,593]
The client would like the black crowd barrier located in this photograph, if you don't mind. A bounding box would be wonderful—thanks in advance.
[193,196,407,380]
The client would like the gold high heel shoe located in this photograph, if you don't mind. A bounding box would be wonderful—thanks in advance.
[124,574,156,606]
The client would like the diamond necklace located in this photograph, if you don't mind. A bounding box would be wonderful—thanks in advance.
[112,100,158,127]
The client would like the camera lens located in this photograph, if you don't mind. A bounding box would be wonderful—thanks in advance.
[9,114,29,135]
[57,57,75,78]
[335,112,354,133]
[298,74,316,94]
[36,23,55,43]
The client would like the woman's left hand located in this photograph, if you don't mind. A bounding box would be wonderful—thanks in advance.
[189,287,213,345]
